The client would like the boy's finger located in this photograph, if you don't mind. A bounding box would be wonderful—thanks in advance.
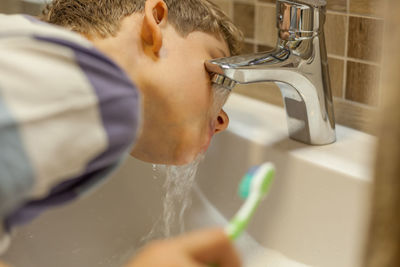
[175,228,241,267]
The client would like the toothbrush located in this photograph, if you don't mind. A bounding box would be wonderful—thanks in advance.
[209,163,275,267]
[225,162,276,240]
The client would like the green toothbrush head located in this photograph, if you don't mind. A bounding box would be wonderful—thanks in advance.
[239,163,275,199]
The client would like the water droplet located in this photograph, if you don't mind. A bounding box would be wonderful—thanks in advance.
[152,164,159,179]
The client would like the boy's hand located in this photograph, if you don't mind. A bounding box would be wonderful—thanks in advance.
[126,228,241,267]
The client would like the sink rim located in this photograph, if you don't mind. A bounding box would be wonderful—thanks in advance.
[224,93,376,181]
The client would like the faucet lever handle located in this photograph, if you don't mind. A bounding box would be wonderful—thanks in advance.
[277,0,326,40]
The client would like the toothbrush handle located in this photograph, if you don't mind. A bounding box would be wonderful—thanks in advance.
[225,195,261,240]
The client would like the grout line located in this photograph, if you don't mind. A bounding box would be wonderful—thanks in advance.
[377,67,384,107]
[377,33,385,108]
[346,58,381,67]
[377,11,386,107]
[327,10,384,20]
[254,0,259,48]
[328,54,381,67]
[229,0,234,20]
[229,0,234,18]
[341,0,350,99]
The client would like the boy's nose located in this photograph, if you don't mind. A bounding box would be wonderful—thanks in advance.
[214,109,229,134]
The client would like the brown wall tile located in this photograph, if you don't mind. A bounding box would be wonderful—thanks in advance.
[326,0,347,12]
[0,0,21,14]
[346,61,380,106]
[325,13,347,56]
[350,0,384,17]
[234,2,255,39]
[243,42,256,53]
[21,1,43,16]
[255,4,277,47]
[348,16,384,62]
[334,98,379,135]
[258,0,275,4]
[257,44,274,52]
[328,57,345,98]
[210,0,231,17]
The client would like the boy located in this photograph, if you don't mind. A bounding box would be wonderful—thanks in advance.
[0,0,243,266]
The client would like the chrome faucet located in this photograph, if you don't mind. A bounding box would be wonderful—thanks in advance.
[206,0,335,145]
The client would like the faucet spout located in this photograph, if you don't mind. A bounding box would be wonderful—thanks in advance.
[205,0,335,145]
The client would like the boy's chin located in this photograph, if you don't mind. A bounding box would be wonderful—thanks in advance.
[129,147,201,166]
[168,150,202,166]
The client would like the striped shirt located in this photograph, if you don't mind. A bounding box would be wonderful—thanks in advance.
[0,14,141,239]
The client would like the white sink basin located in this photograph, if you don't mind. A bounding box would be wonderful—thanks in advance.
[2,93,375,267]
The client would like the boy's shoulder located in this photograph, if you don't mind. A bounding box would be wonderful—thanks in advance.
[0,14,91,48]
[0,15,141,231]
[0,13,137,96]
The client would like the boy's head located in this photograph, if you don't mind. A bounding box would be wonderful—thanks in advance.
[42,0,243,165]
[42,0,242,56]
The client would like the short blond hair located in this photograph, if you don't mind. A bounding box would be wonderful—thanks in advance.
[41,0,243,55]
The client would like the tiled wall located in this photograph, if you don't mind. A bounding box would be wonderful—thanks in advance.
[211,0,384,134]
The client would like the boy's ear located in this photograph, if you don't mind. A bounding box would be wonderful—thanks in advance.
[141,0,168,55]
